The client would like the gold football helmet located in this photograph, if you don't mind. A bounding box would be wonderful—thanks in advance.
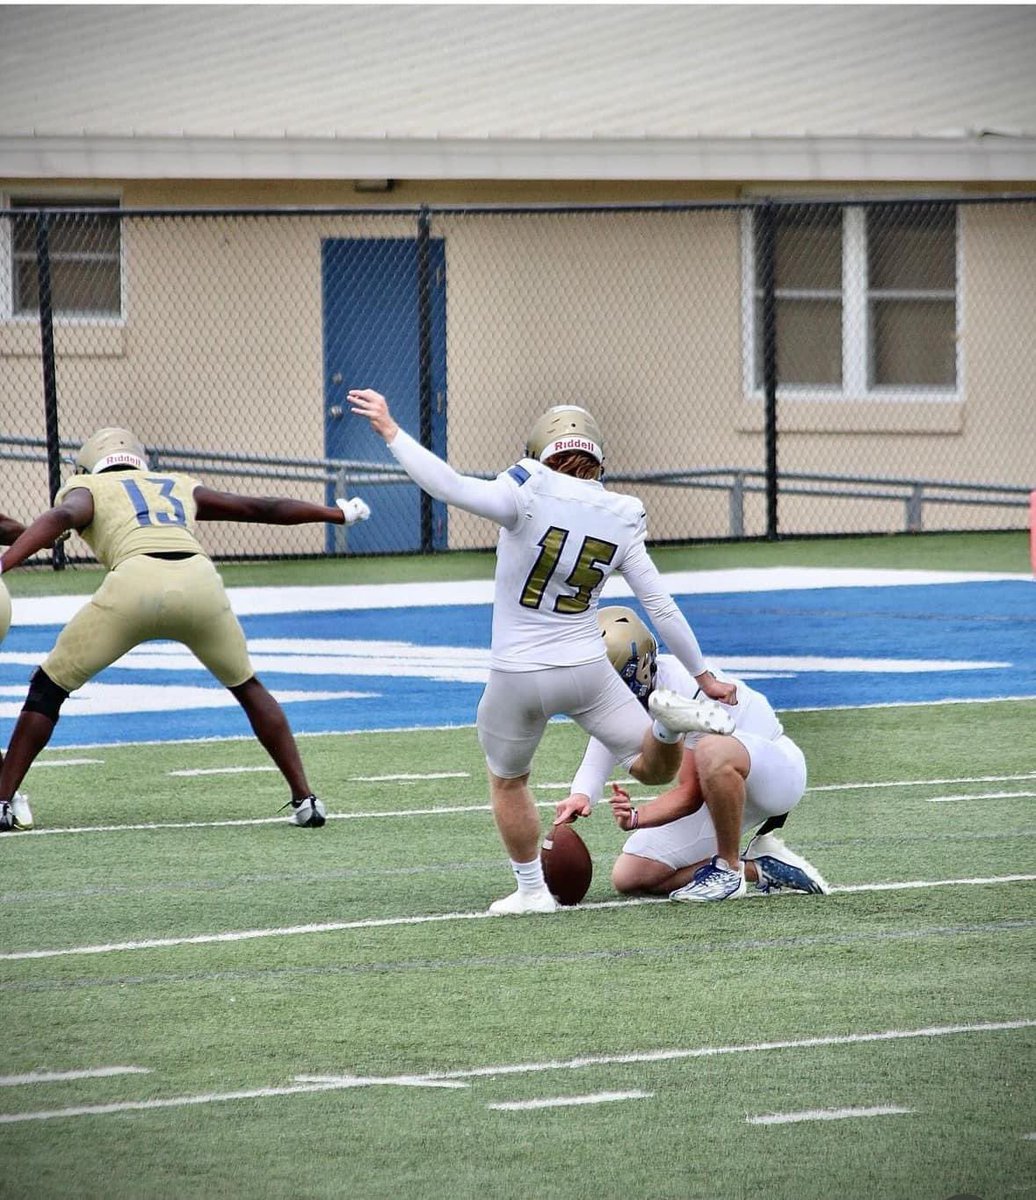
[75,427,148,474]
[526,405,604,465]
[598,606,657,703]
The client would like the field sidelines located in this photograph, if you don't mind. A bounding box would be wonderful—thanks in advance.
[1,1019,1030,1126]
[2,875,1033,961]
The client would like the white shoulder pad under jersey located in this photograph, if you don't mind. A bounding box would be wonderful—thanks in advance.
[490,459,648,670]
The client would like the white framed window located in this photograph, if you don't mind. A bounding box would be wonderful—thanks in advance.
[742,202,960,401]
[4,196,123,320]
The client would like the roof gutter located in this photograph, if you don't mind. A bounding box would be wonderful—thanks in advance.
[2,134,1035,182]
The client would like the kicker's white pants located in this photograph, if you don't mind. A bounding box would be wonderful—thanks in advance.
[477,659,651,780]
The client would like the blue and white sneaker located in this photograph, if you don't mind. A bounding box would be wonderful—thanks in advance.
[669,856,747,902]
[742,832,829,895]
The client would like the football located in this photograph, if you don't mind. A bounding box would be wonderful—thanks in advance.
[541,823,593,906]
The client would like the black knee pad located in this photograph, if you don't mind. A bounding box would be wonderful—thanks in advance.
[23,668,69,721]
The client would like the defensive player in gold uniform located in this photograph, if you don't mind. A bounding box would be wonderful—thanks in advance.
[0,428,371,832]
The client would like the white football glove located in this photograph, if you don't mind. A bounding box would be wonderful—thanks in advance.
[336,496,371,526]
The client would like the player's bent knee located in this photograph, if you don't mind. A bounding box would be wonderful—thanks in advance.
[694,735,748,780]
[23,667,70,722]
[611,853,661,895]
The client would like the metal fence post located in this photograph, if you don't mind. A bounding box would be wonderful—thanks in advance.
[332,466,350,554]
[758,200,779,541]
[906,484,925,532]
[34,210,65,570]
[729,472,745,538]
[417,206,434,554]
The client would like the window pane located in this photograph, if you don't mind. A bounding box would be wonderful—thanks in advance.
[46,214,120,257]
[773,207,841,289]
[9,200,121,316]
[871,299,956,386]
[868,206,955,290]
[756,298,842,387]
[14,256,120,316]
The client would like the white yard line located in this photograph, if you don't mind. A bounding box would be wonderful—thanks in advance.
[746,1105,913,1126]
[32,759,105,769]
[831,874,1035,894]
[0,1066,150,1087]
[3,803,516,836]
[168,769,472,781]
[927,791,1036,803]
[0,1020,1028,1125]
[10,773,1036,838]
[807,773,1036,793]
[348,773,471,782]
[169,767,278,777]
[488,1090,653,1111]
[1,875,1032,962]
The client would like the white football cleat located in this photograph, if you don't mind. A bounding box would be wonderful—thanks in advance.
[742,832,829,895]
[669,857,747,902]
[11,793,33,831]
[488,887,559,915]
[0,794,33,833]
[287,795,327,828]
[648,689,735,736]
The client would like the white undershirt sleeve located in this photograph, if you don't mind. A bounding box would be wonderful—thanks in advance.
[387,429,520,527]
[621,541,708,678]
[570,737,620,809]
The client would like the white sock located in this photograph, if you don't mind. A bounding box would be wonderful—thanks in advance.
[511,857,547,893]
[651,719,684,744]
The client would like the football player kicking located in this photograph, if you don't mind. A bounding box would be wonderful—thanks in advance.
[350,388,735,915]
[554,607,829,901]
[0,428,371,832]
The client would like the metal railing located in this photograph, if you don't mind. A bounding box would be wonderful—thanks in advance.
[3,436,1028,562]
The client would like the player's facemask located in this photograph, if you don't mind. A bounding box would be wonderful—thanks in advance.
[598,606,658,707]
[75,427,148,474]
[525,405,604,466]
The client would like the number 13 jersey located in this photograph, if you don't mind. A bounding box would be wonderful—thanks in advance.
[56,470,206,569]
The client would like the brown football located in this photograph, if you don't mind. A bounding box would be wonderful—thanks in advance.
[541,823,593,906]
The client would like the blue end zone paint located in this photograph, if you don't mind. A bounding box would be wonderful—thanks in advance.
[1,581,1031,747]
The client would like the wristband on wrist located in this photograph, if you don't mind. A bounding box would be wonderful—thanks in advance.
[629,807,639,830]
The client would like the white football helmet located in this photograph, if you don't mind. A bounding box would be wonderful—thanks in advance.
[598,606,657,704]
[526,405,604,466]
[75,427,148,474]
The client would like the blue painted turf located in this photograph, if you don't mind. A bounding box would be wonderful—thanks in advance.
[1,581,1032,747]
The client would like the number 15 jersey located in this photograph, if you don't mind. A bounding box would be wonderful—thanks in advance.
[385,428,708,678]
[491,460,647,670]
[56,470,206,569]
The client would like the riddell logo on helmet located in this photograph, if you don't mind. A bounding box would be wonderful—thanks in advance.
[553,438,595,453]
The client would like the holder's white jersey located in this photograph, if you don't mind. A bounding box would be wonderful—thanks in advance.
[571,659,785,805]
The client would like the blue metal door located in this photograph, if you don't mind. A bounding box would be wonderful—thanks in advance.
[322,236,447,553]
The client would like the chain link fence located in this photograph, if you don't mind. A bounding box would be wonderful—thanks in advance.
[2,197,1033,566]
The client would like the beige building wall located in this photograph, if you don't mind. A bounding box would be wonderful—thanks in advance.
[2,179,1033,556]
